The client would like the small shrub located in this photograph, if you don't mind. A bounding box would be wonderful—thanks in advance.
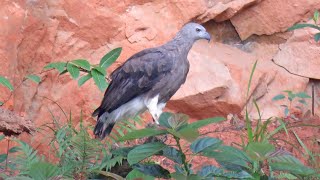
[288,10,320,42]
[272,90,311,119]
[114,112,318,179]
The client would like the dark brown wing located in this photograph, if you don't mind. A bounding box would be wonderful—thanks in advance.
[93,47,173,117]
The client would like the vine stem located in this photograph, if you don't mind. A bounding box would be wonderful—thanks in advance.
[174,136,190,175]
[5,137,10,170]
[95,170,125,180]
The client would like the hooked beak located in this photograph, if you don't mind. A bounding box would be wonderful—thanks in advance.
[204,32,211,43]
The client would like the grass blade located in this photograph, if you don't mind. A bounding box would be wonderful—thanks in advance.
[292,130,316,164]
[245,60,258,143]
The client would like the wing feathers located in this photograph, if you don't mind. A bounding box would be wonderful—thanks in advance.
[94,48,173,115]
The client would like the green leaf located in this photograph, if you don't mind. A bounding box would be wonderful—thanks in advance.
[59,69,68,75]
[44,62,66,73]
[133,163,170,179]
[187,117,225,129]
[26,75,41,84]
[0,154,7,163]
[159,112,173,128]
[298,99,307,105]
[118,128,167,141]
[170,173,186,180]
[100,47,122,68]
[198,165,252,179]
[285,91,296,101]
[222,170,253,179]
[197,165,223,177]
[272,94,285,101]
[91,69,108,91]
[314,33,320,42]
[0,76,13,91]
[245,60,258,143]
[288,23,320,31]
[292,130,316,164]
[246,142,275,161]
[93,66,106,75]
[127,142,166,165]
[270,153,316,177]
[71,59,91,70]
[78,73,92,87]
[313,10,319,23]
[9,146,20,153]
[203,146,252,171]
[276,172,298,180]
[28,162,59,180]
[170,173,202,180]
[111,146,136,157]
[160,146,183,164]
[172,127,199,142]
[0,101,3,106]
[0,135,5,141]
[66,63,80,79]
[168,113,189,130]
[190,137,222,153]
[270,160,315,176]
[284,107,289,116]
[295,92,311,99]
[126,169,154,180]
[5,177,33,180]
[266,119,288,140]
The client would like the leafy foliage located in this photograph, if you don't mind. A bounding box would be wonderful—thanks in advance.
[100,47,122,68]
[0,113,127,179]
[190,137,221,153]
[272,90,311,118]
[127,142,166,165]
[0,76,14,91]
[43,47,122,91]
[288,10,320,42]
[118,112,317,179]
[25,75,41,84]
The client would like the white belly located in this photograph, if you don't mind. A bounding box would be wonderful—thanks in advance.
[108,94,167,124]
[108,96,147,122]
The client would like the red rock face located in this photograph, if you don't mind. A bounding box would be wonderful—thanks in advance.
[0,0,319,154]
[231,0,320,40]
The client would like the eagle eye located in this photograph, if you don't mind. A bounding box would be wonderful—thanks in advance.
[196,28,201,32]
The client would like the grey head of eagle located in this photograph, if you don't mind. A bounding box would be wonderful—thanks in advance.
[93,22,211,139]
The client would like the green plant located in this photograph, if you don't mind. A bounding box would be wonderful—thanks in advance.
[272,90,311,118]
[44,47,122,92]
[288,10,320,42]
[234,61,318,179]
[1,114,126,180]
[1,47,121,106]
[0,74,41,106]
[112,112,318,179]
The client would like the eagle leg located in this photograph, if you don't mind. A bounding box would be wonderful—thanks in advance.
[146,95,166,125]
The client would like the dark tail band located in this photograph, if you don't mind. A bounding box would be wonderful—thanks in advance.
[93,112,114,139]
[92,107,100,117]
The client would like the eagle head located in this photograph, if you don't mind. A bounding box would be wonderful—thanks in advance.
[180,22,211,42]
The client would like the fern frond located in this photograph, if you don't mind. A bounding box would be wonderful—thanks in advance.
[70,126,102,175]
[28,161,60,180]
[105,155,125,171]
[14,141,40,175]
[276,172,298,179]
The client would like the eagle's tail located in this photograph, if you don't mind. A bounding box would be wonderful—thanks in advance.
[93,111,115,139]
[92,107,100,117]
